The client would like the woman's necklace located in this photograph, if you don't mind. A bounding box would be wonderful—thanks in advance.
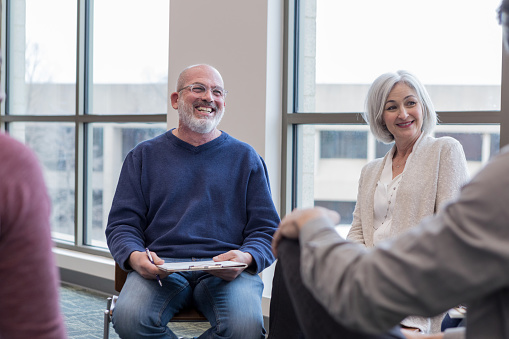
[393,151,411,169]
[394,159,406,169]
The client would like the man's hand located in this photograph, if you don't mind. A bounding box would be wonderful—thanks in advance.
[210,250,253,281]
[272,207,340,257]
[128,250,171,280]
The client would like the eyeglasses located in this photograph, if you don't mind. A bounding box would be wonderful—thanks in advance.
[178,83,228,98]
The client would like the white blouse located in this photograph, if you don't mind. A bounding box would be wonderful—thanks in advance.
[372,150,415,246]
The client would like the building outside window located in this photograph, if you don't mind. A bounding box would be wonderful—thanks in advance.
[1,0,168,254]
[285,0,505,237]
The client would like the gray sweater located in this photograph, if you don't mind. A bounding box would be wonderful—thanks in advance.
[300,145,509,339]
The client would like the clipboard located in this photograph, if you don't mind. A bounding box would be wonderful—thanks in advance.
[157,260,248,273]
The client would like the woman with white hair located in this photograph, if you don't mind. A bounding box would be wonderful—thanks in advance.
[269,70,469,338]
[346,70,469,333]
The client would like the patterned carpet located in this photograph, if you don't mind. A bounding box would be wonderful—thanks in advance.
[60,283,209,338]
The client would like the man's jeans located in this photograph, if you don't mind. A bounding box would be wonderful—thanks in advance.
[112,258,265,339]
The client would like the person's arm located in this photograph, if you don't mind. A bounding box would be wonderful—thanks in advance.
[435,138,469,209]
[346,166,367,245]
[0,136,67,338]
[288,147,509,334]
[401,138,469,334]
[238,155,280,274]
[105,151,149,270]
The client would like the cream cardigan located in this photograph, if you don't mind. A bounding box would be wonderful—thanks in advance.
[347,134,470,333]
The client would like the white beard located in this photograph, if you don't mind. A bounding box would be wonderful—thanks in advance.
[178,100,224,134]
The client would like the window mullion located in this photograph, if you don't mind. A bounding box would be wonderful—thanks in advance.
[500,44,509,148]
[75,0,87,247]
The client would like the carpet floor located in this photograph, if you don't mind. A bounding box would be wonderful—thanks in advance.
[60,283,209,338]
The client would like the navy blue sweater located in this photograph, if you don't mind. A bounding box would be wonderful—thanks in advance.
[106,130,280,274]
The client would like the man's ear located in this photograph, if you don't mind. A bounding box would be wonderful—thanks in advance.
[170,92,179,110]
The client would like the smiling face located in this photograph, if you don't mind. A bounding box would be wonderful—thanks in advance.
[382,82,423,145]
[171,65,226,134]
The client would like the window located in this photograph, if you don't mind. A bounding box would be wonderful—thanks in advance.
[297,0,502,114]
[2,0,169,254]
[87,123,166,248]
[320,130,368,159]
[284,0,507,235]
[9,122,76,241]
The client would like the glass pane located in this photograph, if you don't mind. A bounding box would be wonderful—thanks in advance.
[86,123,167,248]
[9,122,76,242]
[8,0,77,115]
[89,0,169,114]
[434,125,501,173]
[297,0,502,113]
[294,124,500,237]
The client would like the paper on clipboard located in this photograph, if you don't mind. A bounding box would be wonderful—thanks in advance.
[157,260,247,273]
[448,306,466,319]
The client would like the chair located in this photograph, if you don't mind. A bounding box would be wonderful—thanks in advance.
[103,263,207,338]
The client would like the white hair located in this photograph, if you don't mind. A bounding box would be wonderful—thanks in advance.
[363,70,437,143]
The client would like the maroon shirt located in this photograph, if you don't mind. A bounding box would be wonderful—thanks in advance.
[0,133,67,338]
